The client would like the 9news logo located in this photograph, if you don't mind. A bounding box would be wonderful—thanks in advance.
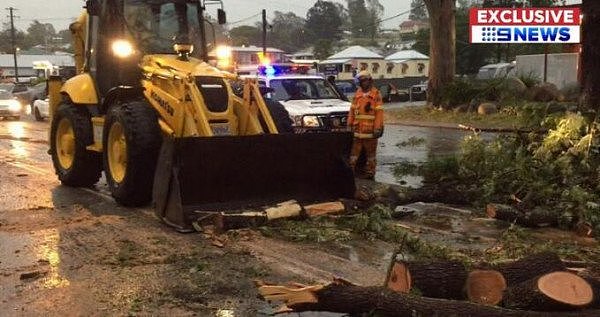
[470,8,581,44]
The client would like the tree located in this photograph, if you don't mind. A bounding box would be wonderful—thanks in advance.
[305,1,344,41]
[228,25,261,46]
[270,11,308,53]
[313,39,333,60]
[25,20,56,48]
[424,0,456,108]
[581,0,600,109]
[347,0,369,37]
[0,23,27,54]
[410,0,428,21]
[365,0,384,39]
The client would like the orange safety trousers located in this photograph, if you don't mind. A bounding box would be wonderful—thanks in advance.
[349,138,378,178]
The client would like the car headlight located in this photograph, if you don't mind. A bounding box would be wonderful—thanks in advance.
[302,115,321,128]
[8,100,21,112]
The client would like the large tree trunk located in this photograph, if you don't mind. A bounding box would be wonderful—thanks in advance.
[257,282,600,317]
[581,1,600,109]
[424,0,456,108]
[493,252,566,286]
[503,272,593,311]
[486,204,558,228]
[466,270,507,306]
[386,260,468,299]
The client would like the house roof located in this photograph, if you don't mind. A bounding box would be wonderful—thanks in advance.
[319,59,351,64]
[327,46,383,60]
[385,50,429,61]
[292,48,314,57]
[0,54,75,68]
[230,46,284,53]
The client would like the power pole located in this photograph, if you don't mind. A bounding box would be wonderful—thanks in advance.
[6,7,19,82]
[261,9,267,58]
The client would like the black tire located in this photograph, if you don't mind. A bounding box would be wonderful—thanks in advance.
[50,103,102,187]
[34,107,44,121]
[103,100,161,207]
[265,99,294,134]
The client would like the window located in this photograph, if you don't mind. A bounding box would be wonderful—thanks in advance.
[269,78,339,102]
[418,63,425,74]
[344,64,352,73]
[401,63,409,75]
[386,63,394,74]
[360,63,368,71]
[372,63,380,74]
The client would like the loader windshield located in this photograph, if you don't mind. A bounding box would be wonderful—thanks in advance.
[123,0,202,54]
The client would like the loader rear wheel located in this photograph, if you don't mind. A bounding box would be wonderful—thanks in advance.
[50,103,102,186]
[103,101,161,207]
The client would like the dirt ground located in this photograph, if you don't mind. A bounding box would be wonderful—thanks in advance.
[0,118,598,316]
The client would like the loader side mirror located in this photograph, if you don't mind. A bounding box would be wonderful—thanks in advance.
[217,9,227,25]
[86,0,101,16]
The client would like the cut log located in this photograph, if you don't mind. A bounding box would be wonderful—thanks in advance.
[494,252,566,285]
[264,200,302,220]
[303,201,345,217]
[486,204,557,227]
[466,270,507,306]
[214,211,268,232]
[503,271,593,311]
[385,260,468,299]
[257,281,600,317]
[580,276,600,309]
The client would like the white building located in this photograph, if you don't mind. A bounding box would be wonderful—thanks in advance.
[0,54,75,82]
[384,50,429,78]
[319,46,385,81]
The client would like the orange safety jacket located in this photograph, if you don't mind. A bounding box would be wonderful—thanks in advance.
[348,87,384,139]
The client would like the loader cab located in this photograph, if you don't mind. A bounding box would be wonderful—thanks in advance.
[85,0,225,97]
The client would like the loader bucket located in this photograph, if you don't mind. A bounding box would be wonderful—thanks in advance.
[153,132,356,231]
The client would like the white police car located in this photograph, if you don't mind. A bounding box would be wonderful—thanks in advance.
[255,66,351,132]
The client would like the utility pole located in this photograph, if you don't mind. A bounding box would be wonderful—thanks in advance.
[6,7,19,82]
[261,9,267,58]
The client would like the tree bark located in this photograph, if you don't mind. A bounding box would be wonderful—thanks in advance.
[424,0,456,108]
[503,272,593,311]
[386,260,468,299]
[466,270,507,306]
[493,252,566,286]
[581,1,600,109]
[486,204,558,228]
[257,282,600,317]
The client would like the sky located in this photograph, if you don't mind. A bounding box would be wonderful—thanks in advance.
[3,0,583,33]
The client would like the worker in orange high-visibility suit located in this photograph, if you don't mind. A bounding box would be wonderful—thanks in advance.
[347,71,384,180]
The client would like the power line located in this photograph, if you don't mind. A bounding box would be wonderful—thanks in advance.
[227,12,262,25]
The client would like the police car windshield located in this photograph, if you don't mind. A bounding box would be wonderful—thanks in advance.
[0,90,12,100]
[269,79,339,101]
[123,0,202,54]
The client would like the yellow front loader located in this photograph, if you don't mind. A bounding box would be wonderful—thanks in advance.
[48,0,355,231]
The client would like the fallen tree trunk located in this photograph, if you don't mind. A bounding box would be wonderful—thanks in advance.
[466,270,507,306]
[214,211,268,232]
[257,281,600,317]
[486,204,557,227]
[503,272,593,311]
[386,260,467,299]
[493,252,566,285]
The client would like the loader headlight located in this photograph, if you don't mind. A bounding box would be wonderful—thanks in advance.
[302,115,321,128]
[112,39,134,58]
[8,100,21,112]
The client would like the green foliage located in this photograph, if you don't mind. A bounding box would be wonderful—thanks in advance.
[228,25,261,47]
[409,0,428,21]
[313,39,333,60]
[518,72,541,89]
[394,113,600,235]
[306,0,344,41]
[346,0,383,39]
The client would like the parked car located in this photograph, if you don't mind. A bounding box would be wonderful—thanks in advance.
[335,81,357,101]
[379,83,409,103]
[28,81,48,105]
[410,82,428,101]
[32,98,50,121]
[476,62,515,80]
[0,83,30,107]
[0,89,23,120]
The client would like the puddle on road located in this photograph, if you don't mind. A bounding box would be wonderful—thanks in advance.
[0,229,69,289]
[375,125,498,186]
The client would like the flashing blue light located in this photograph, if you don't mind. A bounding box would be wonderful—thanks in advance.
[264,65,276,76]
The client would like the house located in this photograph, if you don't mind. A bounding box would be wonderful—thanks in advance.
[399,20,429,34]
[211,45,286,75]
[384,50,429,78]
[318,46,385,81]
[291,48,315,61]
[0,54,75,82]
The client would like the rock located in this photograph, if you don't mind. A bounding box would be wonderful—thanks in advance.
[503,77,527,94]
[531,83,560,102]
[304,201,345,217]
[477,103,498,115]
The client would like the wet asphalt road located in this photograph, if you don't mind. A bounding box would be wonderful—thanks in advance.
[0,111,489,316]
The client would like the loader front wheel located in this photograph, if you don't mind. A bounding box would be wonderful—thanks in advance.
[103,101,161,207]
[50,103,102,186]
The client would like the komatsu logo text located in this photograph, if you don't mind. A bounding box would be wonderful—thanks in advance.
[151,91,174,116]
